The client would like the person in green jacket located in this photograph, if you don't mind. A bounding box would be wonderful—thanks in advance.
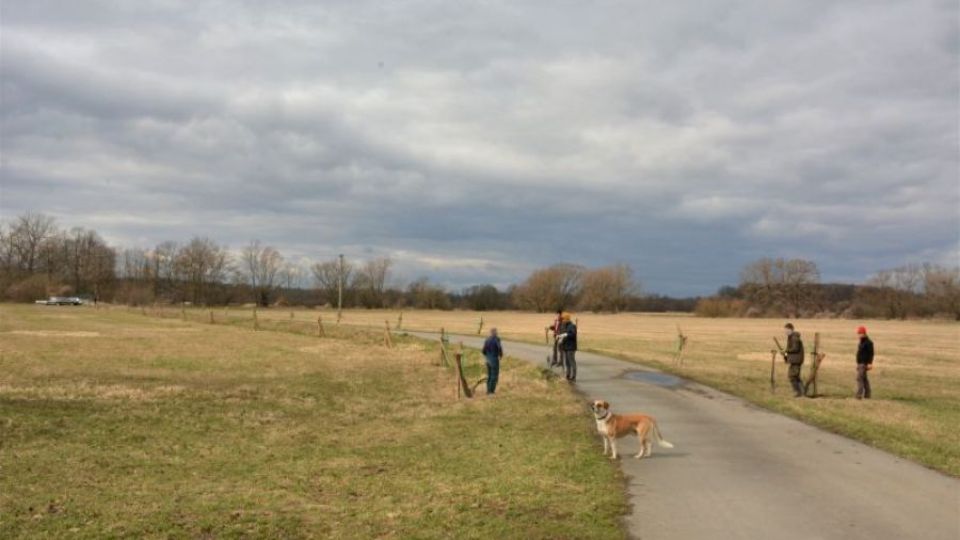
[783,323,805,397]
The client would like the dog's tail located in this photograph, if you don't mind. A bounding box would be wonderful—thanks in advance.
[653,420,674,448]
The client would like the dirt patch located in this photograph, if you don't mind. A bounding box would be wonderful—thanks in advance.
[6,330,101,338]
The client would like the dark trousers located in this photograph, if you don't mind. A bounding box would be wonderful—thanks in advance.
[788,363,803,396]
[486,360,500,394]
[563,350,577,381]
[552,340,559,366]
[856,364,871,398]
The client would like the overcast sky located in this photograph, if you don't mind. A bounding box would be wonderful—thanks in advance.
[2,0,957,295]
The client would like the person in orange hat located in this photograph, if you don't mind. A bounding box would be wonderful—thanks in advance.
[855,326,874,399]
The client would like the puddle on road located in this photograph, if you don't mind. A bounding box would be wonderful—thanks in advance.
[622,370,684,388]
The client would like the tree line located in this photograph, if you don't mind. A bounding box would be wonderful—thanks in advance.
[696,257,960,320]
[1,212,955,318]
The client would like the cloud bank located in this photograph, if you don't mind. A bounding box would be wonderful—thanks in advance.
[2,0,957,294]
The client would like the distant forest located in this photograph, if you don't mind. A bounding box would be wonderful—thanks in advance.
[1,212,957,319]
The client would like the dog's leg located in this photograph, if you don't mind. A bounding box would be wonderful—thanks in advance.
[610,439,618,460]
[602,436,610,456]
[644,440,652,458]
[634,432,646,459]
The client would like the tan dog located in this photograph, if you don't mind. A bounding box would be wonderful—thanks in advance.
[591,400,674,459]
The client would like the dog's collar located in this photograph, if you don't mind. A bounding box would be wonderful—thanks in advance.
[594,411,611,421]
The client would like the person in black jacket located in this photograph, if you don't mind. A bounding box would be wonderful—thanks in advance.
[783,323,805,397]
[557,312,578,382]
[855,326,874,399]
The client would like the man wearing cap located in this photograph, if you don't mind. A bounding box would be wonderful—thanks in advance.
[855,326,874,399]
[783,323,805,397]
[557,312,578,382]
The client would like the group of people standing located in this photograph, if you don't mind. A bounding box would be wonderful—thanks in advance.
[548,310,578,382]
[481,309,579,395]
[782,322,875,399]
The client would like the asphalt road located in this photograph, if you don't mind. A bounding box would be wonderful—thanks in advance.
[410,332,959,540]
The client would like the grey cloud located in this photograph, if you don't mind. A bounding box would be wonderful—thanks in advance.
[1,0,957,295]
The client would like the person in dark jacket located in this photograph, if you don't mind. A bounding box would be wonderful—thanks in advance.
[855,326,874,399]
[783,323,805,397]
[557,312,578,382]
[482,328,504,395]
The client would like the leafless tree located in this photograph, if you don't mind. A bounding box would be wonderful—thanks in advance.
[240,240,284,306]
[354,257,392,308]
[579,264,638,312]
[512,263,584,312]
[175,237,231,305]
[311,257,353,305]
[740,257,819,316]
[921,263,960,319]
[10,212,57,274]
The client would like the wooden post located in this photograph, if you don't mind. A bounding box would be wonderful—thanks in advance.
[804,332,825,397]
[439,328,450,367]
[769,350,777,393]
[544,327,549,344]
[383,320,393,348]
[181,303,186,320]
[253,306,259,331]
[477,316,484,335]
[336,310,342,325]
[675,325,688,366]
[397,312,403,330]
[317,315,325,337]
[455,350,472,399]
[209,310,214,324]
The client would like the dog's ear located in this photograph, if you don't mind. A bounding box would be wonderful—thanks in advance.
[601,400,610,409]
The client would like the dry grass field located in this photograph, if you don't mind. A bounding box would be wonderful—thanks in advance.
[250,307,959,476]
[0,304,625,538]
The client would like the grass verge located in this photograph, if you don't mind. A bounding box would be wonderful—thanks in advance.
[0,305,626,538]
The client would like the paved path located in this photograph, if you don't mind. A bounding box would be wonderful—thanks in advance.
[411,332,959,540]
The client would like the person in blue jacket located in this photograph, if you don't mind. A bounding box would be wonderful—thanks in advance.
[482,328,504,395]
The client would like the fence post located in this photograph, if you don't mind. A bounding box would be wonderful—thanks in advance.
[209,310,214,324]
[253,306,259,331]
[383,320,393,348]
[317,315,325,337]
[455,348,472,399]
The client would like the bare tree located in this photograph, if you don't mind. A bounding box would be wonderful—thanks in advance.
[922,264,960,319]
[512,263,584,312]
[354,257,393,308]
[240,240,284,306]
[311,257,353,305]
[579,264,638,312]
[10,212,57,274]
[175,237,230,305]
[740,257,819,316]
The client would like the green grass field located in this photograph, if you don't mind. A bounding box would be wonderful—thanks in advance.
[0,305,626,539]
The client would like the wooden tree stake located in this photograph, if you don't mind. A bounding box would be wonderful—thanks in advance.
[477,316,484,335]
[383,320,393,348]
[317,315,326,337]
[769,350,777,393]
[675,325,688,366]
[397,312,403,330]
